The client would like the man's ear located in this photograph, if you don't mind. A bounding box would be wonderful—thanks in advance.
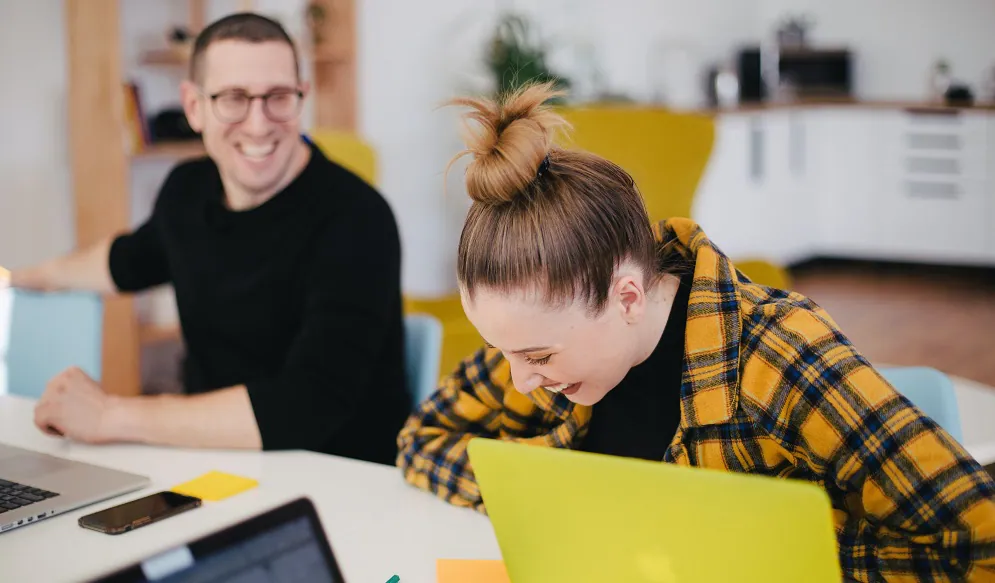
[298,79,312,99]
[615,275,647,325]
[179,80,204,133]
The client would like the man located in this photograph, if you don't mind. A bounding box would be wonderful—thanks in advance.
[4,13,411,465]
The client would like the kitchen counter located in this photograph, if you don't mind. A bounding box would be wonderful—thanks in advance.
[701,98,995,115]
[571,98,995,116]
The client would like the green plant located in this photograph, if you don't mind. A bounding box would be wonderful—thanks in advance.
[306,1,328,46]
[487,13,570,100]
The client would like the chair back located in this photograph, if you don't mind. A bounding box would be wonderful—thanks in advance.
[1,289,103,398]
[880,366,964,443]
[556,106,715,222]
[404,313,443,407]
[307,130,378,187]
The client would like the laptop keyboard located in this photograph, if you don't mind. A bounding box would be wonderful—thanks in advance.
[0,479,59,513]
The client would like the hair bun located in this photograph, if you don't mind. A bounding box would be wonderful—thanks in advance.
[448,82,568,205]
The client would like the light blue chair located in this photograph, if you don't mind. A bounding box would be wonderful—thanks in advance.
[404,313,443,408]
[3,290,103,399]
[879,366,963,443]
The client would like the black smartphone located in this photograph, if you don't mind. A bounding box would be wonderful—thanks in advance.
[79,491,202,535]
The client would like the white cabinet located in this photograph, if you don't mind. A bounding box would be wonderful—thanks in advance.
[876,109,990,264]
[693,113,764,260]
[695,106,995,268]
[693,110,816,265]
[811,108,895,258]
[763,109,816,264]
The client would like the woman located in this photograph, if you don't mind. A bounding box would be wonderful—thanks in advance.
[397,82,995,581]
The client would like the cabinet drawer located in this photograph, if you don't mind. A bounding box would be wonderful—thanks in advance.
[879,176,988,261]
[888,112,989,182]
[898,110,988,154]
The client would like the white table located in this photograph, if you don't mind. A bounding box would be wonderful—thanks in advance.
[3,377,995,583]
[948,375,995,466]
[0,395,500,583]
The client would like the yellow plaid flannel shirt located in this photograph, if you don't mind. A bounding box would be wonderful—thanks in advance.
[397,218,995,582]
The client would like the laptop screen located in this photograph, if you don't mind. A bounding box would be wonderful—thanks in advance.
[97,498,344,583]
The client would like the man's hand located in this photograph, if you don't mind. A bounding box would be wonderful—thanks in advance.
[6,236,118,294]
[34,367,116,443]
[32,368,261,449]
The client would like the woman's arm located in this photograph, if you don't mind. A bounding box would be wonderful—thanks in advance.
[746,305,995,582]
[397,346,590,510]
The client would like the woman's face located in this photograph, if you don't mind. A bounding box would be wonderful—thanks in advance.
[461,271,650,406]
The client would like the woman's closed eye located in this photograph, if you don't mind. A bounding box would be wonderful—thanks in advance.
[524,354,551,366]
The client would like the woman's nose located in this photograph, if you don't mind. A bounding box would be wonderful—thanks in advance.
[511,365,546,394]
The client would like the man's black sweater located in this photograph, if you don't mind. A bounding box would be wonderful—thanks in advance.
[109,139,410,465]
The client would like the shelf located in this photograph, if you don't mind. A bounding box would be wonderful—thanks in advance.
[311,50,349,65]
[139,323,181,345]
[132,141,205,160]
[140,48,190,67]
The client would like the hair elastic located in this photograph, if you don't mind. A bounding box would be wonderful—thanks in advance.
[535,155,551,181]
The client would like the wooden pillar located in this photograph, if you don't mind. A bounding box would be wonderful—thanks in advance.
[310,0,357,130]
[188,0,205,33]
[65,0,141,397]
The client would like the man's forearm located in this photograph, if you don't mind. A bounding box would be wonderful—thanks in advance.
[103,386,263,450]
[10,236,118,294]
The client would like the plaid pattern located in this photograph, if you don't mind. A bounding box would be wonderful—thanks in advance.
[397,218,995,582]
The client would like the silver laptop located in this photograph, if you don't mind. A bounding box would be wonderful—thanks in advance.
[0,443,150,533]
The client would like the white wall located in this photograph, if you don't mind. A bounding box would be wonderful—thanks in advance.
[0,2,73,270]
[357,0,501,296]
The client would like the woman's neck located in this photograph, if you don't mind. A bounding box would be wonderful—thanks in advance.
[631,273,683,368]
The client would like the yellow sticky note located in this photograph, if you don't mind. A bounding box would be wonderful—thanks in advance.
[437,559,509,583]
[171,471,258,502]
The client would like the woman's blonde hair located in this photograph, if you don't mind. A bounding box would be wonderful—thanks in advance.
[450,81,663,314]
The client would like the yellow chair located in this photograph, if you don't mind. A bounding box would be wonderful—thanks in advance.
[557,105,792,290]
[308,129,378,186]
[557,106,715,223]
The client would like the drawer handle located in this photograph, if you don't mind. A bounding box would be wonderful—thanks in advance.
[907,133,961,151]
[906,181,960,199]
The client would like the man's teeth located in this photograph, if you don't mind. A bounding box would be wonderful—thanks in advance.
[544,383,571,393]
[240,143,276,159]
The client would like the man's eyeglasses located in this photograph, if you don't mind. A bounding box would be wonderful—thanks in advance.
[201,88,304,124]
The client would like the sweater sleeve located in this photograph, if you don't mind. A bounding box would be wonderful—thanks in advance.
[243,193,403,451]
[108,168,176,292]
[396,347,592,511]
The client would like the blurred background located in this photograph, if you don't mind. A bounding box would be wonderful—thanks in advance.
[1,0,993,396]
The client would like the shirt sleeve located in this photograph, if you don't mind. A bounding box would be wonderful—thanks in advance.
[242,194,401,451]
[107,171,174,292]
[750,305,995,582]
[396,347,589,511]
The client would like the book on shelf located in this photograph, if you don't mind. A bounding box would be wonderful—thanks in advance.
[122,81,151,154]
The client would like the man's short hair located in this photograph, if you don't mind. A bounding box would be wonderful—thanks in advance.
[189,12,300,84]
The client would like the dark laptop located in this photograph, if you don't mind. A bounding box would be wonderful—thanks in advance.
[91,497,345,583]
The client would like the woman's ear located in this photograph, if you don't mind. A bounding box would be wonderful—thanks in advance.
[614,275,647,325]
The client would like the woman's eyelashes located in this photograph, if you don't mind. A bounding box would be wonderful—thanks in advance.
[483,342,551,366]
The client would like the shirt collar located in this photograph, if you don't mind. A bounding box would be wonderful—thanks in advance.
[655,218,742,427]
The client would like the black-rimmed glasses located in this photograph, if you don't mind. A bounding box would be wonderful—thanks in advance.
[202,88,304,124]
